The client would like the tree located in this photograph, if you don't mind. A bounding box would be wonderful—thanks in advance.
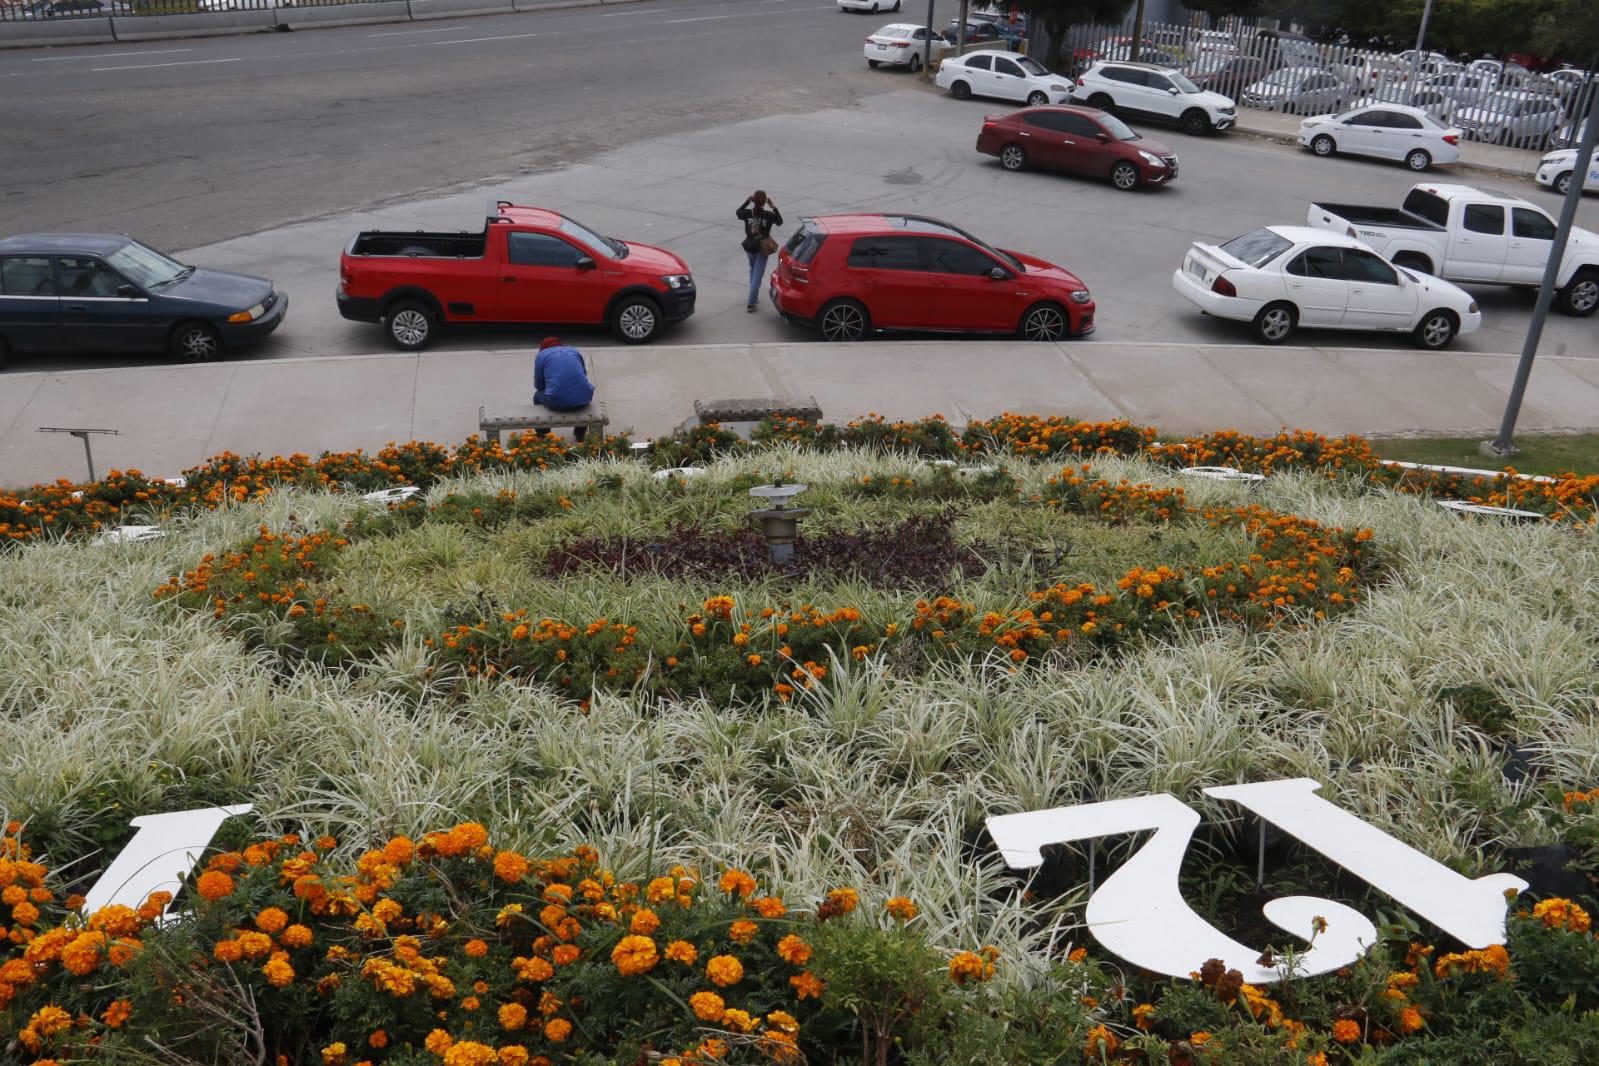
[1013,0,1135,71]
[1532,0,1599,64]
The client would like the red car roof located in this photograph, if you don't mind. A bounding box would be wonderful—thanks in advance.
[496,205,566,228]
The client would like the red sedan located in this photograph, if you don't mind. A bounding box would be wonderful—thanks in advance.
[768,213,1094,342]
[977,106,1179,191]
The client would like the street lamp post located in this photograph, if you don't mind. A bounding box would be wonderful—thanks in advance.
[1406,0,1434,86]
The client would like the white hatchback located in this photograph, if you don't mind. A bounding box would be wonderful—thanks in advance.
[936,50,1073,105]
[1299,104,1463,171]
[863,22,945,72]
[1171,225,1481,349]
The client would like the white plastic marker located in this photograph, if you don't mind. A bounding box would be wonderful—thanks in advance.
[79,805,253,924]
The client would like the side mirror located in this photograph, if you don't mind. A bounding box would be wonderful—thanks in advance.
[1167,87,1180,95]
[575,256,596,271]
[1095,131,1110,142]
[987,266,1009,280]
[117,284,140,299]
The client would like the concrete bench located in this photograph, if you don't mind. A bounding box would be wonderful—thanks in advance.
[478,402,607,446]
[692,396,822,427]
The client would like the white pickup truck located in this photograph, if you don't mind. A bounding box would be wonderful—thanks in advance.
[1307,183,1599,316]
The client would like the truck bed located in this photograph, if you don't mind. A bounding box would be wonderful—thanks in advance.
[1309,203,1443,231]
[348,230,487,258]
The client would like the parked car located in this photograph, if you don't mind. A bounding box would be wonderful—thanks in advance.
[1186,54,1276,101]
[1072,61,1237,135]
[1171,225,1480,349]
[768,213,1095,342]
[942,19,1004,45]
[0,234,286,366]
[1551,118,1590,150]
[1307,183,1599,315]
[1536,149,1599,196]
[1332,52,1405,92]
[936,51,1073,106]
[1545,68,1590,100]
[1241,66,1350,115]
[977,105,1179,190]
[337,203,695,349]
[838,0,904,12]
[1450,90,1565,148]
[1353,88,1458,126]
[1298,104,1462,171]
[1081,37,1164,64]
[1184,30,1237,63]
[17,0,129,16]
[864,22,947,72]
[1253,28,1320,66]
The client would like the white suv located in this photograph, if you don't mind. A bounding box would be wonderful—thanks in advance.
[1072,61,1238,136]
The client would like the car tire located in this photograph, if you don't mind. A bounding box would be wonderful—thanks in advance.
[609,294,662,343]
[1180,109,1211,136]
[908,53,922,73]
[817,299,869,342]
[1392,252,1434,275]
[1554,171,1572,196]
[1111,160,1140,190]
[1019,302,1070,342]
[867,59,880,68]
[999,143,1027,171]
[1405,148,1432,172]
[170,321,222,363]
[1310,134,1335,157]
[1412,308,1457,350]
[385,299,436,351]
[1027,90,1049,106]
[1252,302,1296,345]
[1087,92,1115,112]
[1557,270,1599,316]
[950,79,971,100]
[893,0,901,8]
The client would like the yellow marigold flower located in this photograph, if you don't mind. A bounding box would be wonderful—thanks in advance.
[706,954,744,987]
[611,935,659,977]
[884,897,918,921]
[263,957,296,988]
[543,1018,572,1042]
[766,1010,800,1035]
[690,991,725,1022]
[647,876,676,904]
[1190,1032,1213,1048]
[719,869,757,898]
[442,1041,499,1066]
[776,935,811,966]
[494,851,531,884]
[513,955,554,982]
[238,931,273,959]
[818,887,858,921]
[321,1042,348,1066]
[255,907,289,934]
[465,939,489,958]
[752,896,786,918]
[722,1008,757,1033]
[665,939,698,965]
[499,1002,529,1030]
[101,999,132,1029]
[196,870,235,901]
[372,898,403,924]
[1132,1003,1156,1031]
[729,919,758,944]
[1331,1019,1361,1044]
[281,924,313,949]
[630,909,661,935]
[1084,1025,1118,1058]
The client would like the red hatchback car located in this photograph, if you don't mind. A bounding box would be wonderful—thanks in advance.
[977,105,1178,190]
[769,214,1094,342]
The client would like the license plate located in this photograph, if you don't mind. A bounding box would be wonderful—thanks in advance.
[1186,258,1205,281]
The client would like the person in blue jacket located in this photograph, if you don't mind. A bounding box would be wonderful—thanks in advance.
[533,336,596,442]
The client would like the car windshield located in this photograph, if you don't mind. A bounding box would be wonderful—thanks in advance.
[1168,71,1201,93]
[1100,113,1140,140]
[105,240,188,288]
[1480,92,1524,112]
[559,215,624,258]
[1017,57,1048,77]
[1219,228,1292,268]
[1261,69,1304,88]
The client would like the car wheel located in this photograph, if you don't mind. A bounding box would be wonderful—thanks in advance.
[867,59,879,68]
[170,321,222,362]
[610,295,662,343]
[1027,90,1049,106]
[1180,108,1211,136]
[1557,270,1599,316]
[1087,92,1115,112]
[1019,302,1069,342]
[908,53,922,73]
[385,300,436,351]
[818,299,869,342]
[1412,309,1457,350]
[1554,171,1573,196]
[950,79,971,100]
[1252,302,1296,345]
[1405,148,1432,171]
[893,0,901,8]
[1392,252,1434,275]
[1310,134,1335,157]
[999,143,1027,171]
[1111,160,1140,190]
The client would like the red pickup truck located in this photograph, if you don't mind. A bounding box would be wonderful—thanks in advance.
[337,202,696,349]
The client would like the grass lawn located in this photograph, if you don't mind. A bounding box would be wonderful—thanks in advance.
[1371,433,1599,477]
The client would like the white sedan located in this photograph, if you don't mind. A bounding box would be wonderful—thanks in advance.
[1171,225,1481,349]
[839,0,903,11]
[1536,149,1599,196]
[1298,104,1462,171]
[935,50,1073,105]
[864,23,947,72]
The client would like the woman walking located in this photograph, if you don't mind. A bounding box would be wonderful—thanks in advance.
[736,190,783,313]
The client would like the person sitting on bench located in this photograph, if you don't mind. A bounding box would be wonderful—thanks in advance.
[533,336,596,442]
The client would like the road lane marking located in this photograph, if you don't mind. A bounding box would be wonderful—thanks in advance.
[91,57,243,72]
[33,48,191,62]
[368,26,459,36]
[666,14,732,22]
[432,32,542,44]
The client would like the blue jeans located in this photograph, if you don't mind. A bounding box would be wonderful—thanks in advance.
[746,250,769,308]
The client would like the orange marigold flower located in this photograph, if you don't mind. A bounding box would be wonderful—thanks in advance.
[263,957,296,988]
[1398,1006,1424,1034]
[255,908,289,934]
[543,1018,572,1042]
[706,954,744,987]
[776,935,811,966]
[424,1030,453,1055]
[752,896,786,918]
[321,1042,348,1066]
[196,870,235,901]
[1084,1025,1118,1058]
[948,950,996,984]
[552,944,580,966]
[281,924,313,949]
[499,1048,530,1066]
[611,935,659,977]
[499,1003,528,1030]
[442,1041,498,1066]
[1532,897,1592,934]
[630,909,661,935]
[1332,1019,1361,1044]
[1132,1003,1156,1031]
[665,939,698,965]
[494,851,531,884]
[729,920,759,944]
[101,999,132,1029]
[789,971,824,1000]
[213,939,244,964]
[465,939,489,958]
[722,1008,757,1033]
[884,897,918,921]
[369,1029,389,1049]
[690,991,725,1022]
[719,869,757,898]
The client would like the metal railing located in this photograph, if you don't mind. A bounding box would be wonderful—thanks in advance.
[1035,15,1592,155]
[0,0,388,21]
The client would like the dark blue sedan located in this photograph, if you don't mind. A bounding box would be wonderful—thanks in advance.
[0,234,287,368]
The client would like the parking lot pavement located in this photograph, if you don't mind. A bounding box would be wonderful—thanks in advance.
[7,339,1599,487]
[7,87,1591,379]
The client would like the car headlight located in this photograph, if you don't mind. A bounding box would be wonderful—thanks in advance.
[1069,289,1092,304]
[1138,150,1165,166]
[660,274,693,290]
[226,303,265,323]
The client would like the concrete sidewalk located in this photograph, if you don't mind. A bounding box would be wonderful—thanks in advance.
[1232,109,1544,177]
[6,340,1599,487]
